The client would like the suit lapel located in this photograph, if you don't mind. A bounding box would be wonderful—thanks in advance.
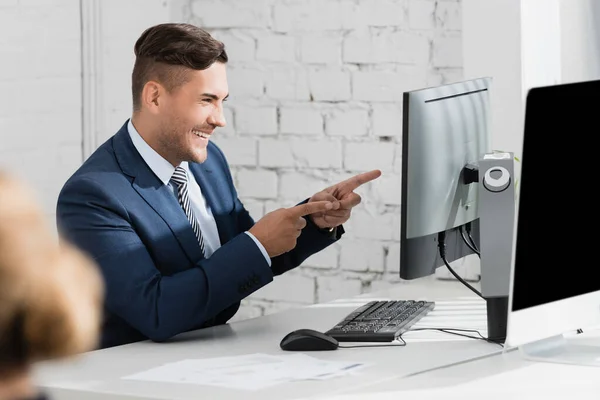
[113,122,204,264]
[189,163,230,245]
[132,174,205,264]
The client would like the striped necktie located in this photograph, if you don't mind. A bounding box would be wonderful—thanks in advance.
[170,166,205,256]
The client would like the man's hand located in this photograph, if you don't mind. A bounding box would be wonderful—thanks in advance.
[308,170,382,230]
[248,201,334,258]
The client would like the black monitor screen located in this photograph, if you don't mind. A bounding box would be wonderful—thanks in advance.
[511,79,600,312]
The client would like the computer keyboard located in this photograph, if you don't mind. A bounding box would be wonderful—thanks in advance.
[325,300,435,342]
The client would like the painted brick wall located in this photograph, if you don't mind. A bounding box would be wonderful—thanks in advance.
[0,0,82,218]
[0,0,468,322]
[178,0,465,321]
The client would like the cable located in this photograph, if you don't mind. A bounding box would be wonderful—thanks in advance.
[406,328,504,348]
[339,328,505,350]
[339,337,406,348]
[442,257,484,299]
[459,225,480,257]
[464,222,480,254]
[438,232,484,299]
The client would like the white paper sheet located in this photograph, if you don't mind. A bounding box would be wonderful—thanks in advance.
[122,353,368,391]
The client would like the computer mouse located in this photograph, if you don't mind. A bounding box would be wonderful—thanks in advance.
[280,328,339,351]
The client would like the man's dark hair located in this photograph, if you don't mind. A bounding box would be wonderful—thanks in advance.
[131,23,228,111]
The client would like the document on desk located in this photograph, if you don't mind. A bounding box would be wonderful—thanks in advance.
[121,353,368,391]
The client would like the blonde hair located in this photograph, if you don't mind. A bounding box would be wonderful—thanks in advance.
[0,172,103,371]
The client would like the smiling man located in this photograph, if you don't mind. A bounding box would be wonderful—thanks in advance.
[57,23,381,349]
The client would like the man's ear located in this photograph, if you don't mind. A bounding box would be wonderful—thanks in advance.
[141,81,162,114]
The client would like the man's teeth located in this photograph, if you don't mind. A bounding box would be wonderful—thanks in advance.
[193,130,210,139]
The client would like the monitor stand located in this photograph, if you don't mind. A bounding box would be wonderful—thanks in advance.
[477,152,516,344]
[486,296,508,343]
[519,331,600,367]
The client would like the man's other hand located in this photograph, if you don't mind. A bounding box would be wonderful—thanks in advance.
[248,201,334,258]
[308,170,382,230]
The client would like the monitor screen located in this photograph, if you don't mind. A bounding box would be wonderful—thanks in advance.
[400,77,491,280]
[511,79,600,312]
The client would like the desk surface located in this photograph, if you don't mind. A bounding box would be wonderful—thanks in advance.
[314,330,600,400]
[34,278,504,400]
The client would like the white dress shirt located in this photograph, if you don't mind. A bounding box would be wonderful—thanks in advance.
[127,119,270,265]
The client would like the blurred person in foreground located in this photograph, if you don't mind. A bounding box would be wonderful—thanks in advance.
[0,173,103,400]
[57,22,381,349]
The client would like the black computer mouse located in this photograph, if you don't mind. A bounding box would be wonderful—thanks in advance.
[280,328,339,351]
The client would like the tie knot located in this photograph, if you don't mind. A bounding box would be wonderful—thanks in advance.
[170,166,188,186]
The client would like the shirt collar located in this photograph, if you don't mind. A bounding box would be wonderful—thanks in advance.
[127,119,189,185]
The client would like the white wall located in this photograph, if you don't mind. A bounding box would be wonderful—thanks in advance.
[0,0,82,218]
[462,0,564,227]
[3,0,597,323]
[83,0,170,153]
[521,0,561,96]
[463,0,599,162]
[560,0,600,83]
[0,0,170,218]
[171,0,465,319]
[463,0,527,162]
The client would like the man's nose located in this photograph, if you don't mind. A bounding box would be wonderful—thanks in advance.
[208,107,226,128]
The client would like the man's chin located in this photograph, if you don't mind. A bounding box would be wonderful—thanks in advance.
[189,150,208,164]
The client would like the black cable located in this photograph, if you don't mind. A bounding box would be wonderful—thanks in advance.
[407,328,504,348]
[339,328,505,350]
[438,232,484,299]
[442,256,484,299]
[459,225,480,257]
[464,222,480,254]
[339,337,406,348]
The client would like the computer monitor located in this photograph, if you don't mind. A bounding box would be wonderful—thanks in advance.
[400,77,492,281]
[506,79,600,366]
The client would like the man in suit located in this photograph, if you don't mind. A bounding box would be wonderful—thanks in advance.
[57,23,381,349]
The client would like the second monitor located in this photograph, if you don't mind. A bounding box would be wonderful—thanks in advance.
[400,77,491,281]
[400,77,516,342]
[319,77,512,344]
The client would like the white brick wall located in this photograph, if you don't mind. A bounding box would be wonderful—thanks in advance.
[0,0,173,222]
[325,106,369,137]
[300,34,342,64]
[0,0,82,219]
[184,0,464,318]
[264,68,311,100]
[1,0,465,323]
[279,106,323,135]
[235,106,278,135]
[252,272,315,304]
[95,0,171,144]
[308,68,352,101]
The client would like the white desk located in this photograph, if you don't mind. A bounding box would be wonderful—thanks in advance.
[313,330,600,400]
[32,279,507,400]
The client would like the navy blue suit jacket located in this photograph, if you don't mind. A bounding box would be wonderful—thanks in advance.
[57,121,342,348]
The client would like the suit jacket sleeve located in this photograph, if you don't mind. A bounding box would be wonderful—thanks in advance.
[233,197,343,276]
[211,145,344,277]
[57,177,274,343]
